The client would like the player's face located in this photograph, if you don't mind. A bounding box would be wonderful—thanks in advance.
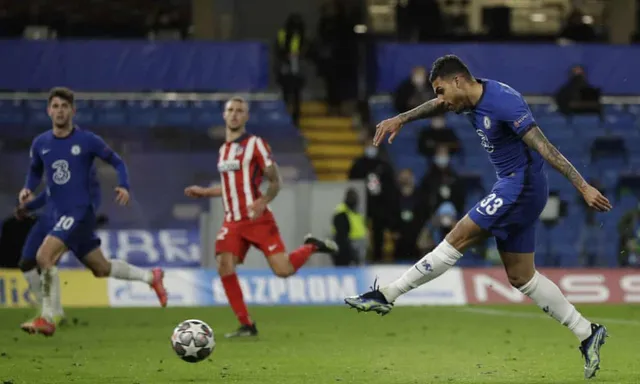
[432,77,466,113]
[47,97,75,128]
[223,100,249,131]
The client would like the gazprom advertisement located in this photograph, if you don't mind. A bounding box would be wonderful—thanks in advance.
[58,229,201,268]
[107,268,368,307]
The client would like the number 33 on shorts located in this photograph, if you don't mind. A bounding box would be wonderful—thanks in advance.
[476,193,504,216]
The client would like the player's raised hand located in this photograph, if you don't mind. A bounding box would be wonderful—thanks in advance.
[114,187,130,206]
[582,184,612,212]
[374,116,403,146]
[248,197,267,220]
[184,185,208,198]
[18,188,33,204]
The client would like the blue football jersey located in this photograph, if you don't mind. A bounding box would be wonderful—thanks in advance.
[25,127,127,212]
[467,79,544,178]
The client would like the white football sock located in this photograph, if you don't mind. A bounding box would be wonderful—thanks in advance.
[23,269,42,306]
[40,268,58,321]
[381,240,462,302]
[519,271,592,341]
[51,268,64,317]
[109,260,153,284]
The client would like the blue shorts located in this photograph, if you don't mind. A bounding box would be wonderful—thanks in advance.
[21,215,55,262]
[49,207,101,259]
[468,171,548,253]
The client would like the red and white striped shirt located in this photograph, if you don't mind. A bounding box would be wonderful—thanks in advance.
[217,133,274,222]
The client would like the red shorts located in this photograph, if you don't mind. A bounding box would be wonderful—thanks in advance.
[214,212,286,262]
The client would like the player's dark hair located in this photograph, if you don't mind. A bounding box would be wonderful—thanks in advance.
[48,87,75,105]
[429,55,473,83]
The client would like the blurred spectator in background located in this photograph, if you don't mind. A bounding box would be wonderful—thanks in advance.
[426,201,458,244]
[617,201,640,267]
[419,146,465,216]
[275,13,305,126]
[348,133,397,262]
[417,116,461,159]
[558,9,596,43]
[331,188,367,266]
[555,65,601,117]
[0,208,37,268]
[391,169,429,262]
[393,66,435,114]
[396,0,443,42]
[314,0,359,115]
[576,179,606,266]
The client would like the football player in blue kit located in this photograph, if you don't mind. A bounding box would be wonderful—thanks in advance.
[16,166,101,326]
[18,87,168,336]
[345,55,612,379]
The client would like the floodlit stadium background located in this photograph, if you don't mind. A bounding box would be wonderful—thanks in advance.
[1,0,639,308]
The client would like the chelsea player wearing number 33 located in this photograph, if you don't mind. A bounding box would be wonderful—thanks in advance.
[18,87,168,337]
[345,55,612,379]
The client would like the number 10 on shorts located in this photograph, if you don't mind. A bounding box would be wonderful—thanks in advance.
[54,215,75,231]
[479,193,504,215]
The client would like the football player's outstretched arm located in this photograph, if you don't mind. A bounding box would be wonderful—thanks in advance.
[184,185,222,198]
[522,125,612,212]
[397,98,449,124]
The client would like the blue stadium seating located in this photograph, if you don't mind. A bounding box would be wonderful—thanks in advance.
[371,99,640,266]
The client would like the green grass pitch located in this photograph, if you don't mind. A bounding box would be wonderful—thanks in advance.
[0,305,638,383]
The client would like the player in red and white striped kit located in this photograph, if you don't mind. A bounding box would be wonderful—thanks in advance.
[185,97,338,338]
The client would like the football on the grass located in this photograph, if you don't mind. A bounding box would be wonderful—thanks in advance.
[171,319,215,363]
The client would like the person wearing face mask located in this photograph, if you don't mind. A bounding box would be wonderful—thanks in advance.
[331,188,368,266]
[417,115,461,159]
[428,202,458,244]
[554,65,601,117]
[418,145,466,219]
[393,66,435,114]
[390,169,430,262]
[348,132,398,262]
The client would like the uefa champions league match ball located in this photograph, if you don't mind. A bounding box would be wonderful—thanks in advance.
[171,319,216,363]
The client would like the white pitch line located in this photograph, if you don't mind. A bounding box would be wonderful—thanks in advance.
[460,307,640,326]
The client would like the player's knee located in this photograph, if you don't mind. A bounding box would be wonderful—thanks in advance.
[90,262,111,278]
[272,265,294,278]
[216,254,236,275]
[36,249,54,269]
[18,258,37,272]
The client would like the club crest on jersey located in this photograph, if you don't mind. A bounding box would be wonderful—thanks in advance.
[234,146,244,157]
[483,116,491,130]
[71,145,81,155]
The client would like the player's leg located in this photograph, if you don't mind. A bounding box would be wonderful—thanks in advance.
[22,235,68,335]
[263,234,338,278]
[498,227,607,379]
[80,244,167,307]
[345,215,488,314]
[214,224,256,338]
[20,219,66,324]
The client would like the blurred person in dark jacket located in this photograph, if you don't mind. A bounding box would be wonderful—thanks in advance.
[617,201,640,267]
[331,188,368,266]
[559,9,596,43]
[417,116,461,159]
[391,169,429,262]
[419,146,466,217]
[0,210,37,268]
[275,13,305,126]
[314,0,359,115]
[555,65,601,117]
[393,66,435,114]
[348,134,397,262]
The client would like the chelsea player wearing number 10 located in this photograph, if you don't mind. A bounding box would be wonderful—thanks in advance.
[345,55,613,379]
[18,87,168,336]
